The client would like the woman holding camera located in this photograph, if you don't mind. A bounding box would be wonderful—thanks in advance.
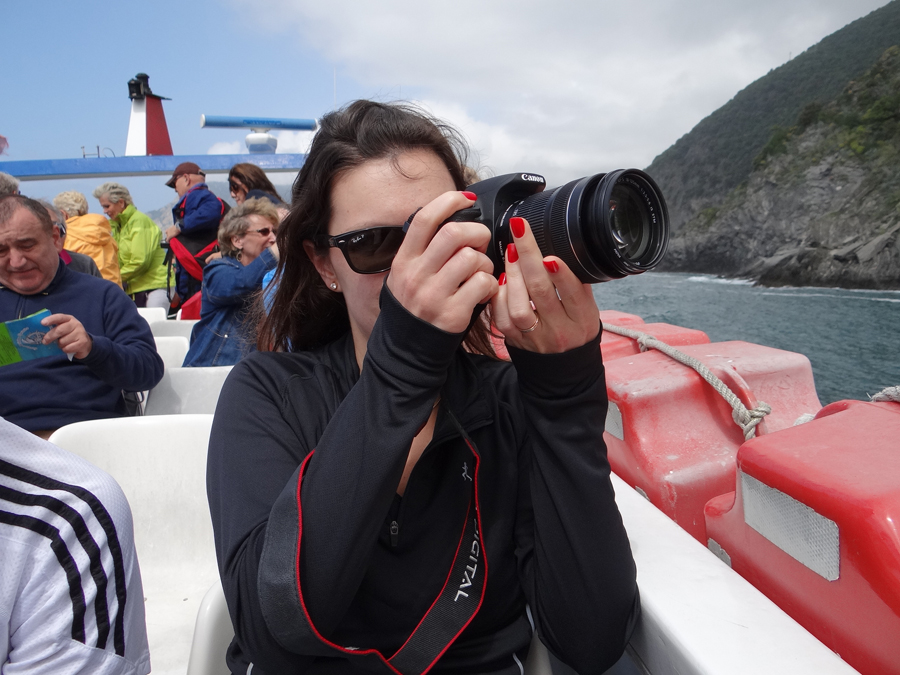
[207,101,638,675]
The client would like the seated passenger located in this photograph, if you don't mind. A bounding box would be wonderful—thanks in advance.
[41,200,103,278]
[0,416,151,674]
[207,101,639,674]
[0,196,163,438]
[52,190,122,286]
[182,198,278,367]
[227,163,285,206]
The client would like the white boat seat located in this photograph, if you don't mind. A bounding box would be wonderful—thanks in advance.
[150,319,199,340]
[49,415,217,675]
[145,366,233,416]
[154,335,191,370]
[137,306,167,324]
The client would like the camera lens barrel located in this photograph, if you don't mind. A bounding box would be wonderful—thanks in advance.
[504,169,668,283]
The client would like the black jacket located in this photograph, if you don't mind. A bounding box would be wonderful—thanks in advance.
[207,287,638,674]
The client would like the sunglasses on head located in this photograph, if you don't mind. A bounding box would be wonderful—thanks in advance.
[322,226,406,274]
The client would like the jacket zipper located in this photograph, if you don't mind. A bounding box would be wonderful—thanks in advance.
[390,520,399,547]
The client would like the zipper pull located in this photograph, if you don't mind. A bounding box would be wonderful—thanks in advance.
[390,520,399,547]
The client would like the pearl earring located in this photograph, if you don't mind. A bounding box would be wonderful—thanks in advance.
[330,283,338,290]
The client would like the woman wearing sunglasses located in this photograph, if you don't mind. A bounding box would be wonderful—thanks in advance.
[182,198,279,367]
[208,101,638,674]
[228,162,285,206]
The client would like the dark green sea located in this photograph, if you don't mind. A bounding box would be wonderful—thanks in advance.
[592,272,900,406]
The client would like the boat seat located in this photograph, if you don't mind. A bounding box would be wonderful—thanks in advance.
[154,335,191,370]
[705,399,900,674]
[150,319,199,340]
[49,414,217,675]
[137,306,167,324]
[145,366,233,416]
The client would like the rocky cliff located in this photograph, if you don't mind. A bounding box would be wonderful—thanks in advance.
[660,46,900,289]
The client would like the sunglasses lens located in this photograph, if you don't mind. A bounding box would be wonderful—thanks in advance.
[258,228,271,236]
[345,227,405,273]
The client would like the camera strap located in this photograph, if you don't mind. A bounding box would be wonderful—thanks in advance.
[296,406,487,675]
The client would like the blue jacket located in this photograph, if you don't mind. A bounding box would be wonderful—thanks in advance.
[171,183,225,300]
[182,248,277,367]
[0,261,164,432]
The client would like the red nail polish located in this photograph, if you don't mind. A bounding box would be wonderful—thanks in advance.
[509,217,525,238]
[498,272,507,286]
[543,259,559,274]
[462,191,477,201]
[506,243,518,263]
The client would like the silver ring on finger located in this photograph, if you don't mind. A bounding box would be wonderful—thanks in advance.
[520,315,540,333]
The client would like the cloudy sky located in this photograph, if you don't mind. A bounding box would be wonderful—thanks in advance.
[1,0,892,211]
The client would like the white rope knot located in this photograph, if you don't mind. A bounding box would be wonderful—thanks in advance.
[871,386,900,403]
[603,323,773,440]
[733,402,772,440]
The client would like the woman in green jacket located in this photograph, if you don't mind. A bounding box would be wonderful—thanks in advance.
[93,182,169,309]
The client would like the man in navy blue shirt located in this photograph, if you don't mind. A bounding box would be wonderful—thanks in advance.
[0,195,163,437]
[164,162,225,307]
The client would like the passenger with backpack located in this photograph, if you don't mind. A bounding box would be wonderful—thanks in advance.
[163,162,228,312]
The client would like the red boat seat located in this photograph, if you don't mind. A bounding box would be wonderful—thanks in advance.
[604,341,821,542]
[704,399,900,675]
[598,310,645,326]
[600,322,710,363]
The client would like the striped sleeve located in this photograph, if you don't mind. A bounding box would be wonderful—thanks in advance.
[0,418,150,674]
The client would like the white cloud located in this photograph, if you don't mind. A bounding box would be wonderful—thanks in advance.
[275,130,316,154]
[233,0,891,183]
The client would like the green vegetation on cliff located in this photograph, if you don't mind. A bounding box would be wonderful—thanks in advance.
[665,46,900,289]
[646,1,900,233]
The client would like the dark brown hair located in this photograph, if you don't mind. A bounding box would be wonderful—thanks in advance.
[257,100,496,357]
[228,163,282,201]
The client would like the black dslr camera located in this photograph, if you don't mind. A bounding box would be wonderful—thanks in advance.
[443,170,669,283]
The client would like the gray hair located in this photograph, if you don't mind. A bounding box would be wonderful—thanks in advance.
[53,190,89,217]
[0,172,20,198]
[92,181,133,206]
[218,197,279,258]
[38,200,67,237]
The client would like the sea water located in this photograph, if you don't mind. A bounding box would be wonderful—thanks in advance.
[592,272,900,405]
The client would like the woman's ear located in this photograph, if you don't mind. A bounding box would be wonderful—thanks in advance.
[303,240,339,290]
[231,233,244,251]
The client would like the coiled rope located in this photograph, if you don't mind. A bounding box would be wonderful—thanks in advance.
[871,386,900,403]
[603,324,772,440]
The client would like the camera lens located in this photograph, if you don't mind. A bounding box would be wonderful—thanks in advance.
[609,182,649,260]
[506,169,668,283]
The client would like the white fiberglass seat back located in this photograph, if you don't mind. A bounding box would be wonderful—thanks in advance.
[137,306,167,324]
[50,414,218,675]
[154,336,191,371]
[145,366,233,416]
[149,319,199,340]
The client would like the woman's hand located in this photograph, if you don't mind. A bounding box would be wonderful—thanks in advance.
[387,191,499,334]
[491,216,599,353]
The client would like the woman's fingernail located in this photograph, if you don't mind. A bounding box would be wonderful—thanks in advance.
[498,272,507,286]
[543,259,559,274]
[462,191,477,201]
[506,243,518,263]
[509,216,525,238]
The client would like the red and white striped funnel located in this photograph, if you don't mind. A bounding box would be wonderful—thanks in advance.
[125,73,173,156]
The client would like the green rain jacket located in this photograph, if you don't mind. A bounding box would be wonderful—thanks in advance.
[110,204,168,295]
